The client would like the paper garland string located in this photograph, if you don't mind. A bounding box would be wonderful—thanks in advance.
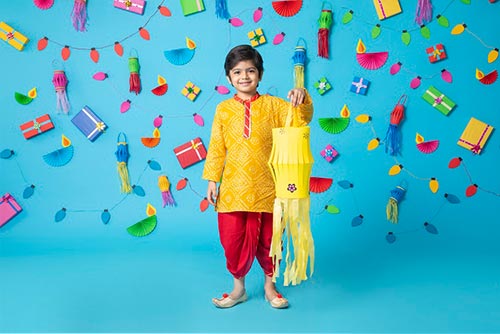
[389,62,453,89]
[175,177,210,212]
[451,23,498,63]
[1,149,36,199]
[448,157,500,197]
[37,0,171,63]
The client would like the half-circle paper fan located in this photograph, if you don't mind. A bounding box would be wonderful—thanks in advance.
[356,52,389,70]
[477,69,498,85]
[127,215,157,237]
[15,92,33,105]
[141,137,161,148]
[416,140,439,154]
[34,0,54,10]
[42,146,74,167]
[309,176,333,193]
[151,84,168,96]
[318,117,350,134]
[163,48,195,66]
[272,0,303,17]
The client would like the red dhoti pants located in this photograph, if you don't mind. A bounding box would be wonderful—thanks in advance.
[218,211,274,279]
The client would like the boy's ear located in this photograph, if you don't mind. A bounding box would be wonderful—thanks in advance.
[226,76,233,86]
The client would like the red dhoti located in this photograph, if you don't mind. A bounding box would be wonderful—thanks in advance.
[218,212,274,278]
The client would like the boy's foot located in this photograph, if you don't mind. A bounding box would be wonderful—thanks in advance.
[212,291,248,308]
[264,287,289,309]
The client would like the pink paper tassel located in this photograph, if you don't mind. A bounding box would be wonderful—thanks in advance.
[52,70,70,114]
[415,0,432,25]
[71,0,87,32]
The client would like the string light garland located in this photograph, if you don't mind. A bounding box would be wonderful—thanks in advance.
[341,0,465,46]
[0,149,36,199]
[389,61,453,89]
[448,157,500,197]
[36,0,172,63]
[450,23,498,63]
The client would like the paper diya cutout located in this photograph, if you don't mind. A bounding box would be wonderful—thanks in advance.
[42,135,74,167]
[356,39,388,70]
[318,104,351,134]
[151,75,168,95]
[309,176,333,193]
[126,203,157,237]
[33,0,54,10]
[272,0,303,17]
[415,133,439,154]
[141,128,161,148]
[15,88,37,105]
[163,37,196,65]
[476,68,498,85]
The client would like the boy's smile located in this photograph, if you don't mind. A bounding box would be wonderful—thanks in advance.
[227,60,262,100]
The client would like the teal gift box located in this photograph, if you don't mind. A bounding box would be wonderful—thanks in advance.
[422,86,456,116]
[180,0,205,16]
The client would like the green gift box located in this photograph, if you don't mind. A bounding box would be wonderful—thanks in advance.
[314,77,332,95]
[422,86,456,116]
[180,0,205,16]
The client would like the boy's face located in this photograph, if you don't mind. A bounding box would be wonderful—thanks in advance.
[226,60,262,98]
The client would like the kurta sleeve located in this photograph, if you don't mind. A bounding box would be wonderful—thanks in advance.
[274,90,314,127]
[202,104,226,182]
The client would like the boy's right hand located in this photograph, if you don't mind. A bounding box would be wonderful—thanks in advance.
[207,181,218,206]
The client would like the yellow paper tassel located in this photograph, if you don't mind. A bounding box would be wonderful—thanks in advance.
[294,65,304,89]
[386,198,399,224]
[117,162,132,193]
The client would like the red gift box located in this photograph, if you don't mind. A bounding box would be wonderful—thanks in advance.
[173,137,207,169]
[1,193,22,228]
[19,114,54,139]
[426,44,447,63]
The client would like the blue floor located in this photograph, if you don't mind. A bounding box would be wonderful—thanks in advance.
[2,228,499,333]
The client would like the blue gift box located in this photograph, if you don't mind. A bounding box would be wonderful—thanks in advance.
[71,106,107,142]
[350,76,370,95]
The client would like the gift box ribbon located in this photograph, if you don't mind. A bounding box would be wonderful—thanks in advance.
[24,116,52,134]
[194,0,203,11]
[81,107,106,139]
[352,78,368,93]
[375,0,388,18]
[458,124,491,154]
[175,140,203,160]
[425,89,453,111]
[116,0,144,9]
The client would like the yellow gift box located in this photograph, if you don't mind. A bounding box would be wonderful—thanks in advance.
[372,0,402,20]
[0,22,29,51]
[457,117,494,154]
[247,28,266,47]
[181,81,201,101]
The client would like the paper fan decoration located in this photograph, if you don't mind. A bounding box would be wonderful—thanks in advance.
[415,133,439,154]
[476,68,498,85]
[141,128,161,148]
[34,0,54,10]
[151,75,168,95]
[15,88,36,105]
[164,48,195,66]
[127,215,157,237]
[318,104,351,134]
[42,135,74,167]
[356,39,388,70]
[272,0,303,17]
[309,176,333,193]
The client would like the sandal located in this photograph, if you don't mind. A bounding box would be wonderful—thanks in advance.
[212,292,248,308]
[265,293,289,309]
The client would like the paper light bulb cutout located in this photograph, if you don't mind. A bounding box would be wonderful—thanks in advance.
[436,14,449,27]
[388,164,403,176]
[448,157,462,168]
[90,48,99,63]
[101,209,111,224]
[114,42,124,56]
[92,72,107,81]
[229,17,243,27]
[465,184,478,197]
[120,100,131,113]
[132,185,146,197]
[488,48,499,63]
[429,178,439,193]
[451,23,466,35]
[342,10,353,24]
[23,185,35,199]
[139,27,150,40]
[390,62,402,75]
[37,37,48,51]
[253,7,263,22]
[371,24,381,39]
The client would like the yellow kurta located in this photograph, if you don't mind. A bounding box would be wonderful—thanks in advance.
[202,92,313,213]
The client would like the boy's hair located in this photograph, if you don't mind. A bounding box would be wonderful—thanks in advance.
[224,45,264,78]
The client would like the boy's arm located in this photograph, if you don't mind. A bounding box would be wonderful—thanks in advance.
[291,89,313,126]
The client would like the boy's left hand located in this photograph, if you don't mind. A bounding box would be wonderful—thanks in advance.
[287,88,306,107]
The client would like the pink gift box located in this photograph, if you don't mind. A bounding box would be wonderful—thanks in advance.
[114,0,146,15]
[320,144,338,162]
[0,193,22,228]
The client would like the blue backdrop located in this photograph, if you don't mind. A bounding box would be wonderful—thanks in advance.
[1,1,499,332]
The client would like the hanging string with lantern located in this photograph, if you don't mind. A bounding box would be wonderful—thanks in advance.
[292,38,307,89]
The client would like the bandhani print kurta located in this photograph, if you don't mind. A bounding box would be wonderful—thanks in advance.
[202,92,313,213]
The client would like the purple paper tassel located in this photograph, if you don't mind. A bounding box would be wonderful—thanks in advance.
[384,124,401,156]
[415,0,432,25]
[162,191,176,207]
[215,0,230,19]
[52,70,71,114]
[71,0,87,32]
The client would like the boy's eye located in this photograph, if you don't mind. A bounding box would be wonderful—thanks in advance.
[233,71,240,75]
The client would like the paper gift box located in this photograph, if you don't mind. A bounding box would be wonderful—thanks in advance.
[457,117,494,154]
[1,193,22,228]
[320,144,338,162]
[19,114,55,139]
[248,28,266,47]
[422,86,456,116]
[71,105,107,142]
[350,76,370,95]
[426,43,447,63]
[372,0,402,20]
[0,22,29,51]
[180,0,205,16]
[313,77,332,95]
[114,0,146,15]
[181,81,201,101]
[173,137,207,169]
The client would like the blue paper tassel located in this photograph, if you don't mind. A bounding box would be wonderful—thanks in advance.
[215,0,230,19]
[384,124,401,156]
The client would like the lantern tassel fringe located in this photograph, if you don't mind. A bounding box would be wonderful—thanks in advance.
[158,175,176,207]
[129,57,142,95]
[215,0,230,19]
[71,0,87,32]
[117,162,132,193]
[270,197,314,286]
[415,0,432,25]
[52,71,70,114]
[317,10,333,59]
[386,185,406,224]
